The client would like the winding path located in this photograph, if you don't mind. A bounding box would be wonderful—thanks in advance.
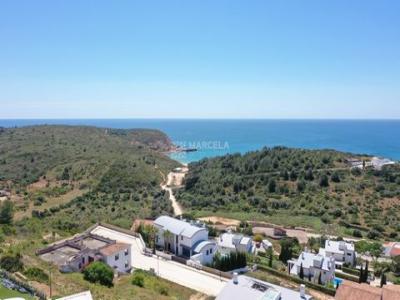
[160,168,187,216]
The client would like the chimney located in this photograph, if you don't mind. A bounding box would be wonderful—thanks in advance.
[300,284,305,298]
[233,272,239,285]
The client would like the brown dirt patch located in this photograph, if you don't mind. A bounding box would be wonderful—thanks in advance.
[198,216,240,226]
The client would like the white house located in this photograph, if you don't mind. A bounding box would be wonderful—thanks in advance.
[190,240,217,265]
[370,157,395,170]
[319,240,356,268]
[216,274,313,300]
[99,242,131,273]
[154,216,209,258]
[288,251,335,285]
[217,232,253,255]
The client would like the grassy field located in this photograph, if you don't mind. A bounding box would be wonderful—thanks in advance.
[0,285,34,299]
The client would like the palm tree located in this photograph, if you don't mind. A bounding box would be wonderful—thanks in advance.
[148,226,158,254]
[163,230,173,253]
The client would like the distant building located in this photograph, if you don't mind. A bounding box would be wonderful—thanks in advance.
[217,232,253,255]
[319,240,356,268]
[370,157,395,171]
[383,242,400,258]
[288,251,335,285]
[335,280,400,300]
[216,274,313,300]
[262,239,273,250]
[154,215,215,264]
[273,227,287,238]
[37,231,131,273]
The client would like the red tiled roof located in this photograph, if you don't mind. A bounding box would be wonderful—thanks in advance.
[335,281,381,300]
[99,243,129,256]
[382,285,400,300]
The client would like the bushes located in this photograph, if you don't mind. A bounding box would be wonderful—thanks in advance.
[131,272,145,287]
[83,262,114,287]
[0,200,14,224]
[23,267,49,283]
[131,270,169,296]
[0,253,24,273]
[211,252,247,272]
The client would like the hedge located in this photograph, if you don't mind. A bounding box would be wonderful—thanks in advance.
[342,266,360,277]
[335,271,359,283]
[257,265,336,296]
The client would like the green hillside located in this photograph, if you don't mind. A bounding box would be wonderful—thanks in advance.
[0,125,180,231]
[176,147,400,239]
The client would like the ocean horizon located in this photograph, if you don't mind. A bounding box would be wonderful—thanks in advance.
[1,118,400,163]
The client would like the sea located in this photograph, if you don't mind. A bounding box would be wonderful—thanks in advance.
[0,119,399,163]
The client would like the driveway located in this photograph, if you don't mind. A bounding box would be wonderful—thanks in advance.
[91,225,227,296]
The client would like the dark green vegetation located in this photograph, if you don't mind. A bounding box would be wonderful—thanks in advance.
[0,125,179,231]
[177,147,400,237]
[0,125,196,299]
[83,261,114,287]
[210,251,247,272]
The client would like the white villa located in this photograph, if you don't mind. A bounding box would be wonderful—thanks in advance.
[217,232,253,255]
[319,240,356,268]
[288,251,335,285]
[154,216,216,265]
[217,274,313,300]
[99,242,131,273]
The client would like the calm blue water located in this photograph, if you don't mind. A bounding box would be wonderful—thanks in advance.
[0,119,400,163]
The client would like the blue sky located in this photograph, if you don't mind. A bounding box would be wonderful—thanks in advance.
[0,0,399,119]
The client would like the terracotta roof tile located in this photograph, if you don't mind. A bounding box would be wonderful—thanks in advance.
[382,285,400,300]
[335,281,381,300]
[99,243,129,256]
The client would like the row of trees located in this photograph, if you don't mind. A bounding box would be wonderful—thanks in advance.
[211,252,247,272]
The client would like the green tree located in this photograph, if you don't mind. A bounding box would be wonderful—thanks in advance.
[268,179,276,193]
[267,247,273,268]
[163,230,173,253]
[279,238,296,263]
[299,263,304,279]
[0,253,23,272]
[319,175,329,187]
[380,272,387,288]
[0,200,14,224]
[131,271,145,287]
[83,261,114,287]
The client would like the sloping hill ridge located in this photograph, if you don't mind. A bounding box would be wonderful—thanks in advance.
[176,146,400,239]
[0,125,180,231]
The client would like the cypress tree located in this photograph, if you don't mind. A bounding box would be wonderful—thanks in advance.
[364,261,369,283]
[359,265,364,283]
[380,273,387,288]
[299,263,304,280]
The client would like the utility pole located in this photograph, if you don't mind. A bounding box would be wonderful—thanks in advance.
[49,264,52,299]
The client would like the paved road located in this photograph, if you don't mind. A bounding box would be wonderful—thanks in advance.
[91,225,227,296]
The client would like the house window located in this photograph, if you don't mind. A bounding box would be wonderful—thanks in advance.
[125,262,129,268]
[347,253,352,256]
[115,254,119,261]
[125,249,129,256]
[181,236,183,240]
[82,257,85,264]
[206,250,209,255]
[210,248,213,254]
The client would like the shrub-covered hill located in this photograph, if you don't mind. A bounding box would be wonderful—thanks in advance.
[176,147,400,238]
[0,125,180,231]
